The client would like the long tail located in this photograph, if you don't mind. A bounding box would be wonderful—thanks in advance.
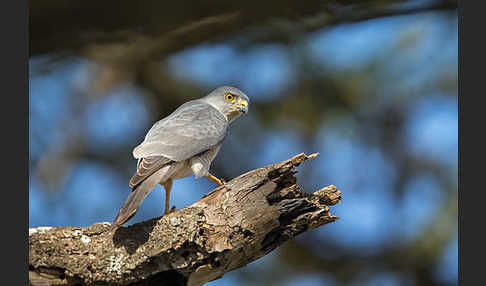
[111,165,172,230]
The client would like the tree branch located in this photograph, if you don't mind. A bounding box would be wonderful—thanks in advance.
[29,153,342,286]
[29,0,457,59]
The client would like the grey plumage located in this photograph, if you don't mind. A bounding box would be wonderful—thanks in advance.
[112,86,249,229]
[132,100,228,162]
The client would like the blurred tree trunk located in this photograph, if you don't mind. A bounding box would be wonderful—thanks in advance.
[29,153,341,286]
[30,0,457,61]
[29,0,457,100]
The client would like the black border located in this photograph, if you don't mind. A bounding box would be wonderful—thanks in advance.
[458,0,481,285]
[3,0,29,284]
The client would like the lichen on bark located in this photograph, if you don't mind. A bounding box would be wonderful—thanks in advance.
[29,153,341,286]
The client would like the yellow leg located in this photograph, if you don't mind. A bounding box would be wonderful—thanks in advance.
[205,173,225,186]
[162,179,173,215]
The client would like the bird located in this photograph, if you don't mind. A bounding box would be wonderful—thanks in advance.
[111,86,249,229]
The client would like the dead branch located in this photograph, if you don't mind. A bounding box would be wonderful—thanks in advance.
[29,153,342,286]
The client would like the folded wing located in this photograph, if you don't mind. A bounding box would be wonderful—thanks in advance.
[129,155,172,188]
[129,100,228,187]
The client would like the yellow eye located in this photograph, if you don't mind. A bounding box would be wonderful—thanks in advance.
[224,93,235,102]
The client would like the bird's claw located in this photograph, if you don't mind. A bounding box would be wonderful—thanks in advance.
[163,206,177,215]
[206,174,226,186]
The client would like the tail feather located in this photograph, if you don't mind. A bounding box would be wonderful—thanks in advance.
[111,165,172,230]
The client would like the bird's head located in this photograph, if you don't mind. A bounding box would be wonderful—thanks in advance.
[202,86,249,123]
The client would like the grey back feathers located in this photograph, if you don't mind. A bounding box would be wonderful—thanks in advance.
[129,155,171,188]
[133,100,228,161]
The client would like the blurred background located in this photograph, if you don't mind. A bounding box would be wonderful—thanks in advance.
[29,1,457,285]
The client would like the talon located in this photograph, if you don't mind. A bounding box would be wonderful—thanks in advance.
[206,174,225,186]
[164,207,176,215]
[164,206,177,215]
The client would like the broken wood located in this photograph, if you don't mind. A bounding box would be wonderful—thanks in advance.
[29,153,342,286]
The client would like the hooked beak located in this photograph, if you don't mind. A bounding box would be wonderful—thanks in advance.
[233,99,248,114]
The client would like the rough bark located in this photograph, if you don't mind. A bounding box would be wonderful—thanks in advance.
[29,153,342,286]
